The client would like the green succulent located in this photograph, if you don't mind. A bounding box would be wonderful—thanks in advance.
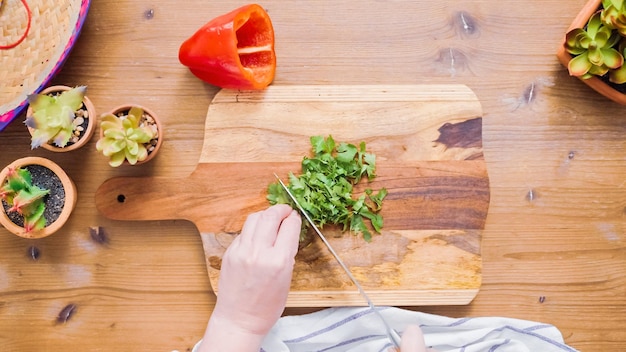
[96,106,156,167]
[601,0,626,35]
[0,167,49,233]
[565,12,624,79]
[24,86,86,149]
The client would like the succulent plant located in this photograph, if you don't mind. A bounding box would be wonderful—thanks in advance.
[96,106,157,167]
[565,12,624,79]
[24,86,87,149]
[0,167,49,233]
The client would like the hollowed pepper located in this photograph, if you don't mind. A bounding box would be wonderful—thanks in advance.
[178,4,276,90]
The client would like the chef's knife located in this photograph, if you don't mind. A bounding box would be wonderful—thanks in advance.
[274,174,402,349]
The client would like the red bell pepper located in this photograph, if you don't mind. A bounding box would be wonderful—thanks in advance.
[178,4,276,90]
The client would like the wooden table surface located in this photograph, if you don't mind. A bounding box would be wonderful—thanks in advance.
[1,0,624,351]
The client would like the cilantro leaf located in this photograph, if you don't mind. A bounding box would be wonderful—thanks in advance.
[267,135,387,242]
[336,142,357,163]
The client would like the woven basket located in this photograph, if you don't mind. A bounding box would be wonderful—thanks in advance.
[0,0,91,131]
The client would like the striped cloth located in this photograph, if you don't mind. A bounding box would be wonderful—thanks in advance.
[257,307,579,352]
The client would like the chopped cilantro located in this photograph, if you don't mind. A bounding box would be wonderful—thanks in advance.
[267,135,387,242]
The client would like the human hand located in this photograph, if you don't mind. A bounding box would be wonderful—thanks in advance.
[198,204,302,352]
[399,325,436,352]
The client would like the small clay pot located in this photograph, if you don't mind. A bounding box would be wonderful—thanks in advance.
[556,0,626,105]
[26,85,97,152]
[99,104,163,166]
[0,157,77,239]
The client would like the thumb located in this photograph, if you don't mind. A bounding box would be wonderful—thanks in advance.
[400,325,427,352]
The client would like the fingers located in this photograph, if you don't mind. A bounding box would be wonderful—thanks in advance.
[400,325,427,352]
[274,209,302,256]
[240,204,298,247]
[238,209,261,245]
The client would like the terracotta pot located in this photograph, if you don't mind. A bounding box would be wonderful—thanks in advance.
[99,104,163,166]
[556,0,626,105]
[26,85,97,152]
[0,157,77,239]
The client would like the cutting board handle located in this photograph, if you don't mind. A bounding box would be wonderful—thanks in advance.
[95,163,299,231]
[95,175,190,221]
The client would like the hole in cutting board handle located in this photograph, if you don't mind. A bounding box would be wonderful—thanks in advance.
[117,194,126,203]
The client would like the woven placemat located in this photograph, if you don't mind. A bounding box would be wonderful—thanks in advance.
[0,0,91,131]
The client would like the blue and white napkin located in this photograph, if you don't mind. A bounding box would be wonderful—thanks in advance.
[258,307,579,352]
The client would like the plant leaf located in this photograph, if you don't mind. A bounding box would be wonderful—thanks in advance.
[136,145,148,162]
[601,47,624,68]
[56,86,86,111]
[30,128,55,149]
[109,152,126,167]
[103,139,126,156]
[610,62,626,83]
[128,107,144,126]
[125,148,139,165]
[27,93,55,111]
[568,53,593,76]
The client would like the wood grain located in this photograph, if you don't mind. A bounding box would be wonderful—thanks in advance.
[0,0,624,351]
[95,85,488,306]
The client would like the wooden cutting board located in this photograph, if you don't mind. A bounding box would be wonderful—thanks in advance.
[95,85,489,307]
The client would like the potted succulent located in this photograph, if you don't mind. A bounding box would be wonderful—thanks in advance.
[557,0,626,104]
[25,85,97,151]
[0,157,77,239]
[95,105,163,167]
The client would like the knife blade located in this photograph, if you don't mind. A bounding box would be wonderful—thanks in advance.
[274,174,402,349]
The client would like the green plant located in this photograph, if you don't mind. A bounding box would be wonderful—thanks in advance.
[24,86,86,149]
[565,2,626,84]
[267,135,387,242]
[566,12,623,79]
[0,167,49,233]
[96,106,156,167]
